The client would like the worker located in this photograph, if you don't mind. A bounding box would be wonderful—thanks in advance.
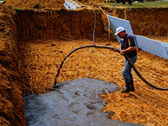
[114,26,137,93]
[122,0,132,5]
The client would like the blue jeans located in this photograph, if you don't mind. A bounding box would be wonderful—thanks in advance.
[122,55,137,82]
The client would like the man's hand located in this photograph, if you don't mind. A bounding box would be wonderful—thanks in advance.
[120,46,136,55]
[120,50,125,55]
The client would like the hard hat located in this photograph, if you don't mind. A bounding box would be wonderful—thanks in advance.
[114,26,125,35]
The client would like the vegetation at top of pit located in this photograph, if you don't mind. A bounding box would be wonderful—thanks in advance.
[95,1,168,8]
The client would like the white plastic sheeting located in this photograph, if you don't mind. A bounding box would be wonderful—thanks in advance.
[64,0,81,10]
[135,35,162,57]
[107,14,134,42]
[107,14,168,59]
[64,2,76,10]
[161,43,168,59]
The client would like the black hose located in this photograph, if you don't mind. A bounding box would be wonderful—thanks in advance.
[123,54,168,90]
[53,44,168,91]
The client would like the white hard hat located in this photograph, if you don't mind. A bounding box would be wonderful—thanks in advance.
[114,26,125,35]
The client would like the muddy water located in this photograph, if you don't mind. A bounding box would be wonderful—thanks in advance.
[24,78,143,126]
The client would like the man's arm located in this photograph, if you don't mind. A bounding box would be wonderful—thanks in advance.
[120,46,136,55]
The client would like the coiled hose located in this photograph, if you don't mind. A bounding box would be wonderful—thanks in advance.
[53,44,168,90]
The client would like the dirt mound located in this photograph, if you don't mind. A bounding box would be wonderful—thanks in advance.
[5,0,66,9]
[4,0,103,9]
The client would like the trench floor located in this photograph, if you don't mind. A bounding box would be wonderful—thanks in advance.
[19,39,168,126]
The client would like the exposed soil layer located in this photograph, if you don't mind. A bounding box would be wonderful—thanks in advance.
[0,5,25,126]
[15,9,106,42]
[14,8,168,43]
[101,7,168,37]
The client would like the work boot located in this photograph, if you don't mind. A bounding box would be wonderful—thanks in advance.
[121,81,134,93]
[130,80,135,91]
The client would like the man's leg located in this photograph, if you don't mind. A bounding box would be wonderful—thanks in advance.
[121,59,132,93]
[122,59,132,82]
[128,0,132,5]
[128,56,137,91]
[121,56,137,93]
[122,0,125,5]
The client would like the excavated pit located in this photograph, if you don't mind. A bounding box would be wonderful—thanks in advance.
[1,4,168,126]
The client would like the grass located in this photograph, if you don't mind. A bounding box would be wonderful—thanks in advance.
[13,7,23,10]
[95,1,168,8]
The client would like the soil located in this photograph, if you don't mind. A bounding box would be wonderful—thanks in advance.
[4,0,102,9]
[18,39,168,126]
[0,5,25,126]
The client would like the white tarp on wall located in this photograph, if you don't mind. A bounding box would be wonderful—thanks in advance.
[107,14,134,42]
[161,43,168,59]
[135,35,162,57]
[107,14,168,59]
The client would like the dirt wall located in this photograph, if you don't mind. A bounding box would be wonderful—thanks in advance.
[15,9,106,42]
[0,5,25,126]
[101,7,168,37]
[16,8,168,43]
